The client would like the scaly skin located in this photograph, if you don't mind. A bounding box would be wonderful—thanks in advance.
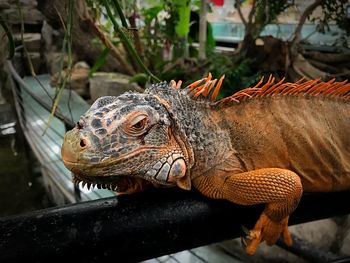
[61,75,350,254]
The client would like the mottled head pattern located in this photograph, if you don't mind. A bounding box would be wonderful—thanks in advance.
[61,87,194,192]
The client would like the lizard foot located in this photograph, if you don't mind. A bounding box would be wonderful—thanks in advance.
[242,213,292,255]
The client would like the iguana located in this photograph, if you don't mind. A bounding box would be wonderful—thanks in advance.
[61,74,350,255]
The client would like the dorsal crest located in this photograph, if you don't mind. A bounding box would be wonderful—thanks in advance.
[170,73,350,105]
[170,73,225,102]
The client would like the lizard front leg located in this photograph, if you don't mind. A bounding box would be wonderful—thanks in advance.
[192,168,303,255]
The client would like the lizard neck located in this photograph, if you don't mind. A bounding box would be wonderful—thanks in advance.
[146,83,242,178]
[170,95,237,177]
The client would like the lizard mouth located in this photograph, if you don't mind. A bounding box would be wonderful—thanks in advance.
[72,173,152,193]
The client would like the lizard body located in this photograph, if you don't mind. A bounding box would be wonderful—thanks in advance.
[61,75,350,254]
[222,94,350,192]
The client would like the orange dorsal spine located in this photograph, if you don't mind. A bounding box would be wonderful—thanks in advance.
[172,74,350,104]
[218,77,350,104]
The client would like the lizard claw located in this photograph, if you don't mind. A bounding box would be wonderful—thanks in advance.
[241,232,254,248]
[241,236,247,248]
[241,226,255,250]
[245,230,262,255]
[241,225,250,235]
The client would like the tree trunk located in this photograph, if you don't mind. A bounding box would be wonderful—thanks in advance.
[290,0,325,49]
[37,0,130,74]
[304,51,350,64]
[287,0,327,81]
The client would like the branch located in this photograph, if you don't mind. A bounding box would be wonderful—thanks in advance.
[102,0,160,82]
[125,1,144,62]
[247,0,257,25]
[88,19,136,75]
[235,2,247,27]
[110,0,140,71]
[237,0,256,35]
[111,0,129,28]
[75,0,135,75]
[292,0,324,45]
[128,16,143,56]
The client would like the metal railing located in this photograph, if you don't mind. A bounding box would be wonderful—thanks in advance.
[7,54,115,204]
[7,59,76,129]
[1,187,350,262]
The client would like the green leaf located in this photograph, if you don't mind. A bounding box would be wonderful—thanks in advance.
[143,5,163,24]
[89,47,110,78]
[129,73,148,86]
[101,0,160,82]
[174,0,191,37]
[111,0,129,28]
[206,21,215,54]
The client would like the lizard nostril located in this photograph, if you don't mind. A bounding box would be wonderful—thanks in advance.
[80,139,87,148]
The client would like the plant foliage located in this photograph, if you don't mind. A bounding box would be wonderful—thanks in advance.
[312,0,350,35]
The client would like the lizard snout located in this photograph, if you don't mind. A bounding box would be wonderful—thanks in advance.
[61,129,91,168]
[61,139,79,166]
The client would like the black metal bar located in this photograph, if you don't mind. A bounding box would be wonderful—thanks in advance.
[277,234,339,263]
[1,188,350,263]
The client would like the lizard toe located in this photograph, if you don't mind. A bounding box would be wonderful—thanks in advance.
[262,215,292,247]
[282,223,293,246]
[245,229,262,255]
[245,213,292,254]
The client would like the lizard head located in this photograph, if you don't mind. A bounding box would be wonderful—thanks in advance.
[61,89,193,193]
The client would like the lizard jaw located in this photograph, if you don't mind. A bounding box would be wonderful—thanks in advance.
[72,173,152,193]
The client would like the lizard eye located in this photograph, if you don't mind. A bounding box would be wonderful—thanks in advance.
[124,114,149,135]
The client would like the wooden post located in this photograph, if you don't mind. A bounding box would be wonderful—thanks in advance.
[199,0,207,61]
